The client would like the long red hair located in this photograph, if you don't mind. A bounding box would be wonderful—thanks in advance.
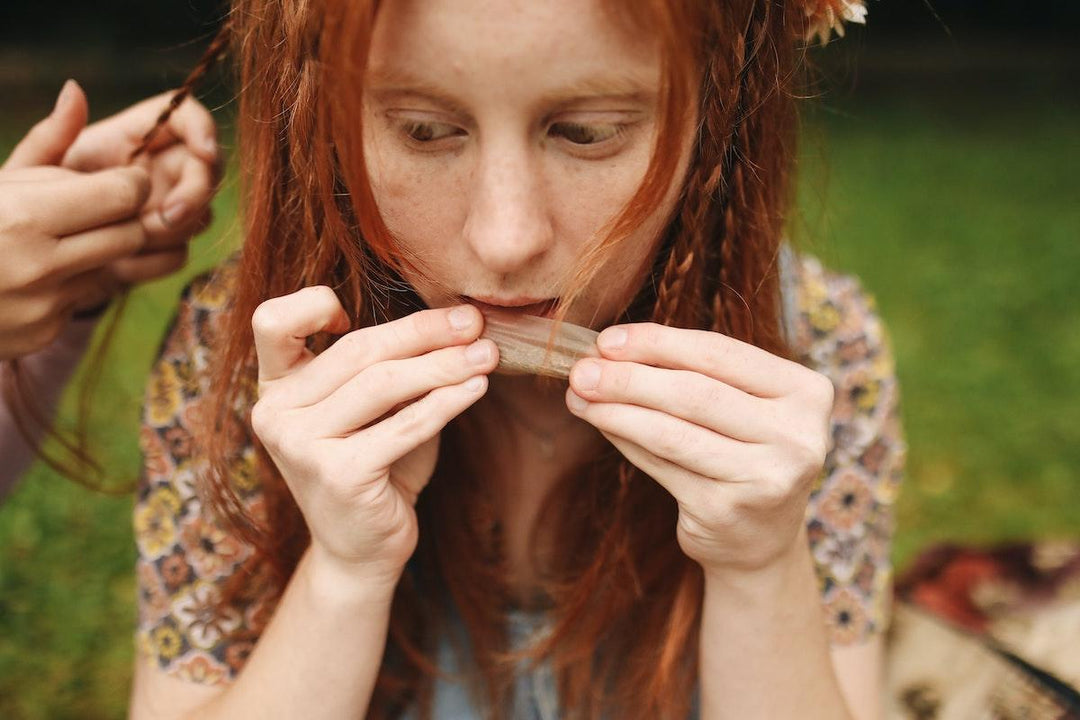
[196,1,812,717]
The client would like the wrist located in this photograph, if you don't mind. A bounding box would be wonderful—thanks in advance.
[301,543,403,609]
[701,529,814,598]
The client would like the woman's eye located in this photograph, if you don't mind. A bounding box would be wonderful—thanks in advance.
[549,122,621,145]
[402,120,465,143]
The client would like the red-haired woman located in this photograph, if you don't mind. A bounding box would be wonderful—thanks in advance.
[130,0,902,718]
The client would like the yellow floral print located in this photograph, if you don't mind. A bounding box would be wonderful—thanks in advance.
[151,624,184,661]
[134,500,177,560]
[146,360,182,428]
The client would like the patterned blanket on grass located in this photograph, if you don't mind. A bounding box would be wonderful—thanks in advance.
[887,541,1080,719]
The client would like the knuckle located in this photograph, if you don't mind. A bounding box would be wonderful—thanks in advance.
[335,331,373,368]
[251,402,301,458]
[0,201,35,237]
[23,295,61,326]
[250,299,288,338]
[803,371,836,409]
[761,476,794,509]
[113,169,150,212]
[652,424,685,460]
[249,399,276,442]
[12,254,52,288]
[304,285,337,307]
[118,221,148,255]
[788,430,828,479]
[366,361,401,390]
[742,464,792,512]
[274,430,308,465]
[429,350,459,386]
[410,309,438,339]
[393,399,427,437]
[681,373,712,415]
[383,319,407,350]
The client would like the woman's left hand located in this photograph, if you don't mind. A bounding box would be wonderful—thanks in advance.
[566,322,835,575]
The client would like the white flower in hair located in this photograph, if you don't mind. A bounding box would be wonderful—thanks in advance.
[805,0,868,45]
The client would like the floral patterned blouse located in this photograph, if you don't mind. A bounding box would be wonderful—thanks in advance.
[134,252,906,685]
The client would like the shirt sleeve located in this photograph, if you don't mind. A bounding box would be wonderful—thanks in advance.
[791,255,906,645]
[0,316,98,501]
[133,266,275,684]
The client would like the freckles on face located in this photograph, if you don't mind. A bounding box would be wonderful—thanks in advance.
[360,0,693,325]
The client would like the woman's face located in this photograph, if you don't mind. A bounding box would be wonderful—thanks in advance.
[362,0,693,328]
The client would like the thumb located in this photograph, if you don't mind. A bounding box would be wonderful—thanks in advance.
[2,80,90,170]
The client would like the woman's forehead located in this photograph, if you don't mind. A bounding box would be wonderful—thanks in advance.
[367,0,662,103]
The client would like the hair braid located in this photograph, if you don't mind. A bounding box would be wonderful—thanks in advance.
[650,1,752,333]
[129,23,232,161]
[706,0,791,353]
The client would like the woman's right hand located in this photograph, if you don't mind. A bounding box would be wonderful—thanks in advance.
[250,287,498,590]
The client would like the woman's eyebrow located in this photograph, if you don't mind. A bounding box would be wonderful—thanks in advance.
[366,66,655,111]
[366,67,470,114]
[538,76,657,108]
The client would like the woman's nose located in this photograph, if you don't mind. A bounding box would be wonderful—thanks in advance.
[461,144,555,276]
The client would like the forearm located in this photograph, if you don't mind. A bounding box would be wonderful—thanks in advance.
[698,531,852,720]
[0,316,97,499]
[191,547,397,720]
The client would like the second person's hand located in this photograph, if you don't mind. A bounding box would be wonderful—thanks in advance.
[0,81,219,360]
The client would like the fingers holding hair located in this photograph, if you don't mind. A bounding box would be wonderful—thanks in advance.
[5,166,151,239]
[62,92,218,171]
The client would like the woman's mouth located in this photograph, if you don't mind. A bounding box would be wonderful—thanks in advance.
[464,296,559,318]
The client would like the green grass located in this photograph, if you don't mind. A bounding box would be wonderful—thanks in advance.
[1,89,1078,717]
[797,93,1080,562]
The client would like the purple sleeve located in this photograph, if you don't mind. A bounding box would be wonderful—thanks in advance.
[0,317,98,501]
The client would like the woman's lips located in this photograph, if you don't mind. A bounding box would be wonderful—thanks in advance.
[464,296,559,318]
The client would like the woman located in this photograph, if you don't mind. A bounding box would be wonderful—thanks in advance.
[130,0,903,718]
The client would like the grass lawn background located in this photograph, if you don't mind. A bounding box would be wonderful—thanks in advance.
[1,62,1078,717]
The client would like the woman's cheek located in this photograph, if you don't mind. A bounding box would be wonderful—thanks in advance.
[370,160,468,259]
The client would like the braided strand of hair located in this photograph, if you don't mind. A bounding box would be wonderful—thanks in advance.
[712,3,761,339]
[650,1,754,334]
[710,0,790,349]
[128,22,232,161]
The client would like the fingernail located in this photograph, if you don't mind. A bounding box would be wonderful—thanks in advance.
[566,391,588,413]
[573,360,601,390]
[161,202,189,226]
[449,306,475,331]
[202,134,218,158]
[465,376,486,393]
[598,327,627,350]
[466,341,491,365]
[53,79,76,115]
